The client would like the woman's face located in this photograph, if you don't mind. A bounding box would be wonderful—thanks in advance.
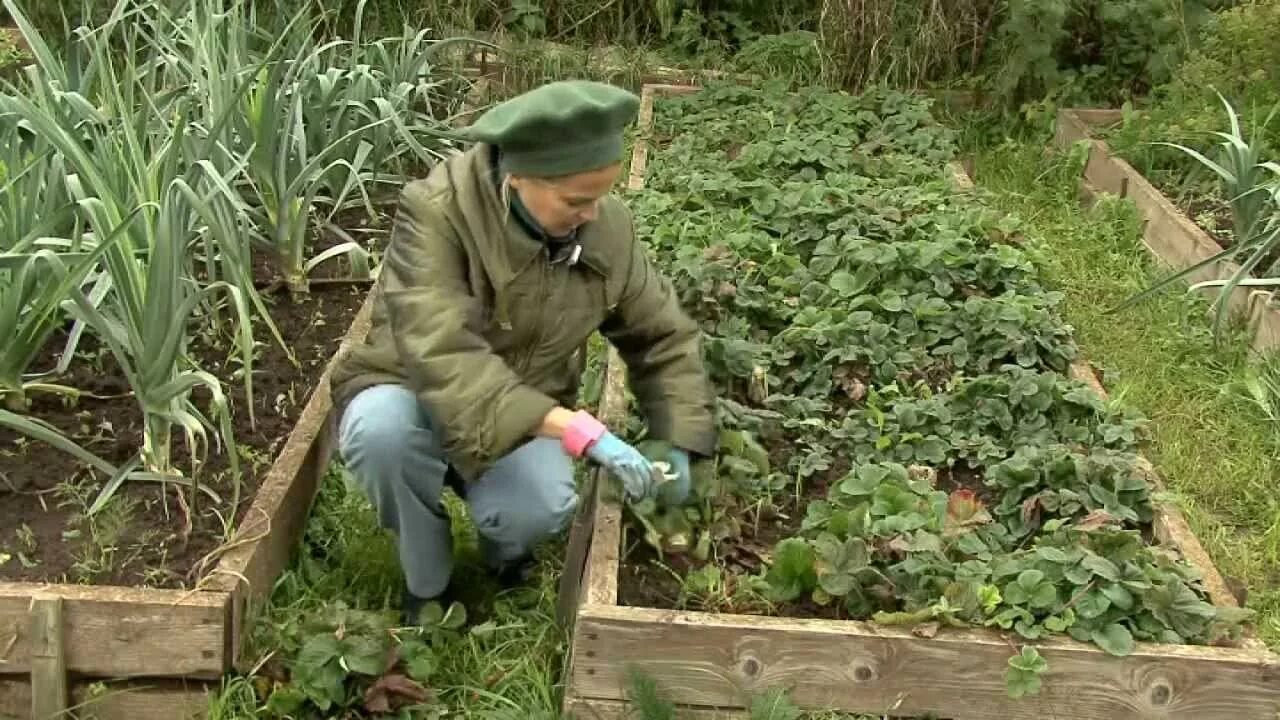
[509,162,622,238]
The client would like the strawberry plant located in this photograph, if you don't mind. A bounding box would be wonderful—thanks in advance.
[618,82,1254,699]
[255,602,466,718]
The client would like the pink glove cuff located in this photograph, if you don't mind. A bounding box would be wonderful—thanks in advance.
[562,410,607,458]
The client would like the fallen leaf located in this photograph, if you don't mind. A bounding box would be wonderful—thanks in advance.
[1075,510,1118,532]
[1020,496,1043,526]
[363,673,431,714]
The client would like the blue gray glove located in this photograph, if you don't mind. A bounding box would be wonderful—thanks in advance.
[656,448,692,507]
[587,432,656,503]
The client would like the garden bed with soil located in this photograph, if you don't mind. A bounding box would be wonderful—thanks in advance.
[0,282,378,719]
[562,83,1280,719]
[1055,109,1280,352]
[0,284,366,588]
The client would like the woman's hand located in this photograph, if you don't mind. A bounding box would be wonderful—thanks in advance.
[585,434,656,502]
[556,409,655,502]
[656,447,692,506]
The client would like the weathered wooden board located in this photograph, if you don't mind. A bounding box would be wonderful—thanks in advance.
[573,604,1280,720]
[0,678,211,720]
[208,284,378,668]
[0,584,228,678]
[565,697,743,719]
[28,597,66,720]
[1065,363,1255,633]
[1055,109,1280,352]
[559,347,633,627]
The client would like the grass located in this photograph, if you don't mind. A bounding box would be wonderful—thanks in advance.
[207,463,890,718]
[969,136,1280,650]
[209,463,567,718]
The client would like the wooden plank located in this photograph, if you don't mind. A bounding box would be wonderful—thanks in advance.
[28,597,66,720]
[627,84,702,192]
[1066,361,1268,650]
[953,163,1248,627]
[1066,364,1212,574]
[1054,110,1252,320]
[208,285,378,668]
[0,677,210,720]
[582,348,629,609]
[948,161,975,192]
[566,697,744,719]
[0,583,228,678]
[558,468,600,628]
[558,341,632,627]
[626,85,657,191]
[572,604,1280,720]
[950,161,1244,625]
[1248,289,1280,353]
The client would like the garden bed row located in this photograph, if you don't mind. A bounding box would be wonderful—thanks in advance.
[560,84,1280,719]
[1054,109,1280,352]
[0,287,377,720]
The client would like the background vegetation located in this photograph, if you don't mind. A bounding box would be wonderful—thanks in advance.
[4,0,1248,103]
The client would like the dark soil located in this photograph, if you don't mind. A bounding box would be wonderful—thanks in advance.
[1184,194,1235,249]
[0,284,367,588]
[617,437,856,620]
[250,205,394,286]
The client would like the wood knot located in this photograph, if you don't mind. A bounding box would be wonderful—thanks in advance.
[1149,683,1172,706]
[853,663,876,682]
[740,656,762,678]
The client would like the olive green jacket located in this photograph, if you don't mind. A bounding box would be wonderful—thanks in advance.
[330,145,717,480]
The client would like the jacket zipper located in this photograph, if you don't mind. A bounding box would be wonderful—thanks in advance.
[521,250,551,373]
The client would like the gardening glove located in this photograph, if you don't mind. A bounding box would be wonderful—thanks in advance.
[655,443,696,504]
[562,411,655,502]
[638,440,692,507]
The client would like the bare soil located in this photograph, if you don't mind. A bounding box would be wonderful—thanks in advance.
[0,283,367,588]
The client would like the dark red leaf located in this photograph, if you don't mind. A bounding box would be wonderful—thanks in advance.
[363,674,431,715]
[1076,510,1118,532]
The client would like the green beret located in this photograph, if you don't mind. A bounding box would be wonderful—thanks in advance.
[466,80,640,178]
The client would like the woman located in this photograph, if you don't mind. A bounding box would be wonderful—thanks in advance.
[329,80,717,622]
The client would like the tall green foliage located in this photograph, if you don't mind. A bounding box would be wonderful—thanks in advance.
[1109,0,1280,188]
[992,0,1214,103]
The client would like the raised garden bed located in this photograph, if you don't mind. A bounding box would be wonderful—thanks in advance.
[0,285,377,720]
[1054,109,1280,352]
[560,84,1280,719]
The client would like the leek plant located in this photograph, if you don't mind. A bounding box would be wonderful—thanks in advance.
[0,128,89,411]
[0,0,471,525]
[236,0,468,295]
[1125,94,1280,340]
[144,0,291,354]
[1,1,255,517]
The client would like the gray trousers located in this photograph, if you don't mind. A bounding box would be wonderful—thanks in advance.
[338,384,579,599]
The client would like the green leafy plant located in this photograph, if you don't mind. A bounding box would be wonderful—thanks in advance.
[263,602,463,717]
[1005,646,1048,698]
[614,80,1252,705]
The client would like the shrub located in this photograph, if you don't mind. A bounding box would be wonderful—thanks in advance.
[1108,0,1280,189]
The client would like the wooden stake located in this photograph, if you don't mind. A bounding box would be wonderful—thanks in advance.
[29,596,67,720]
